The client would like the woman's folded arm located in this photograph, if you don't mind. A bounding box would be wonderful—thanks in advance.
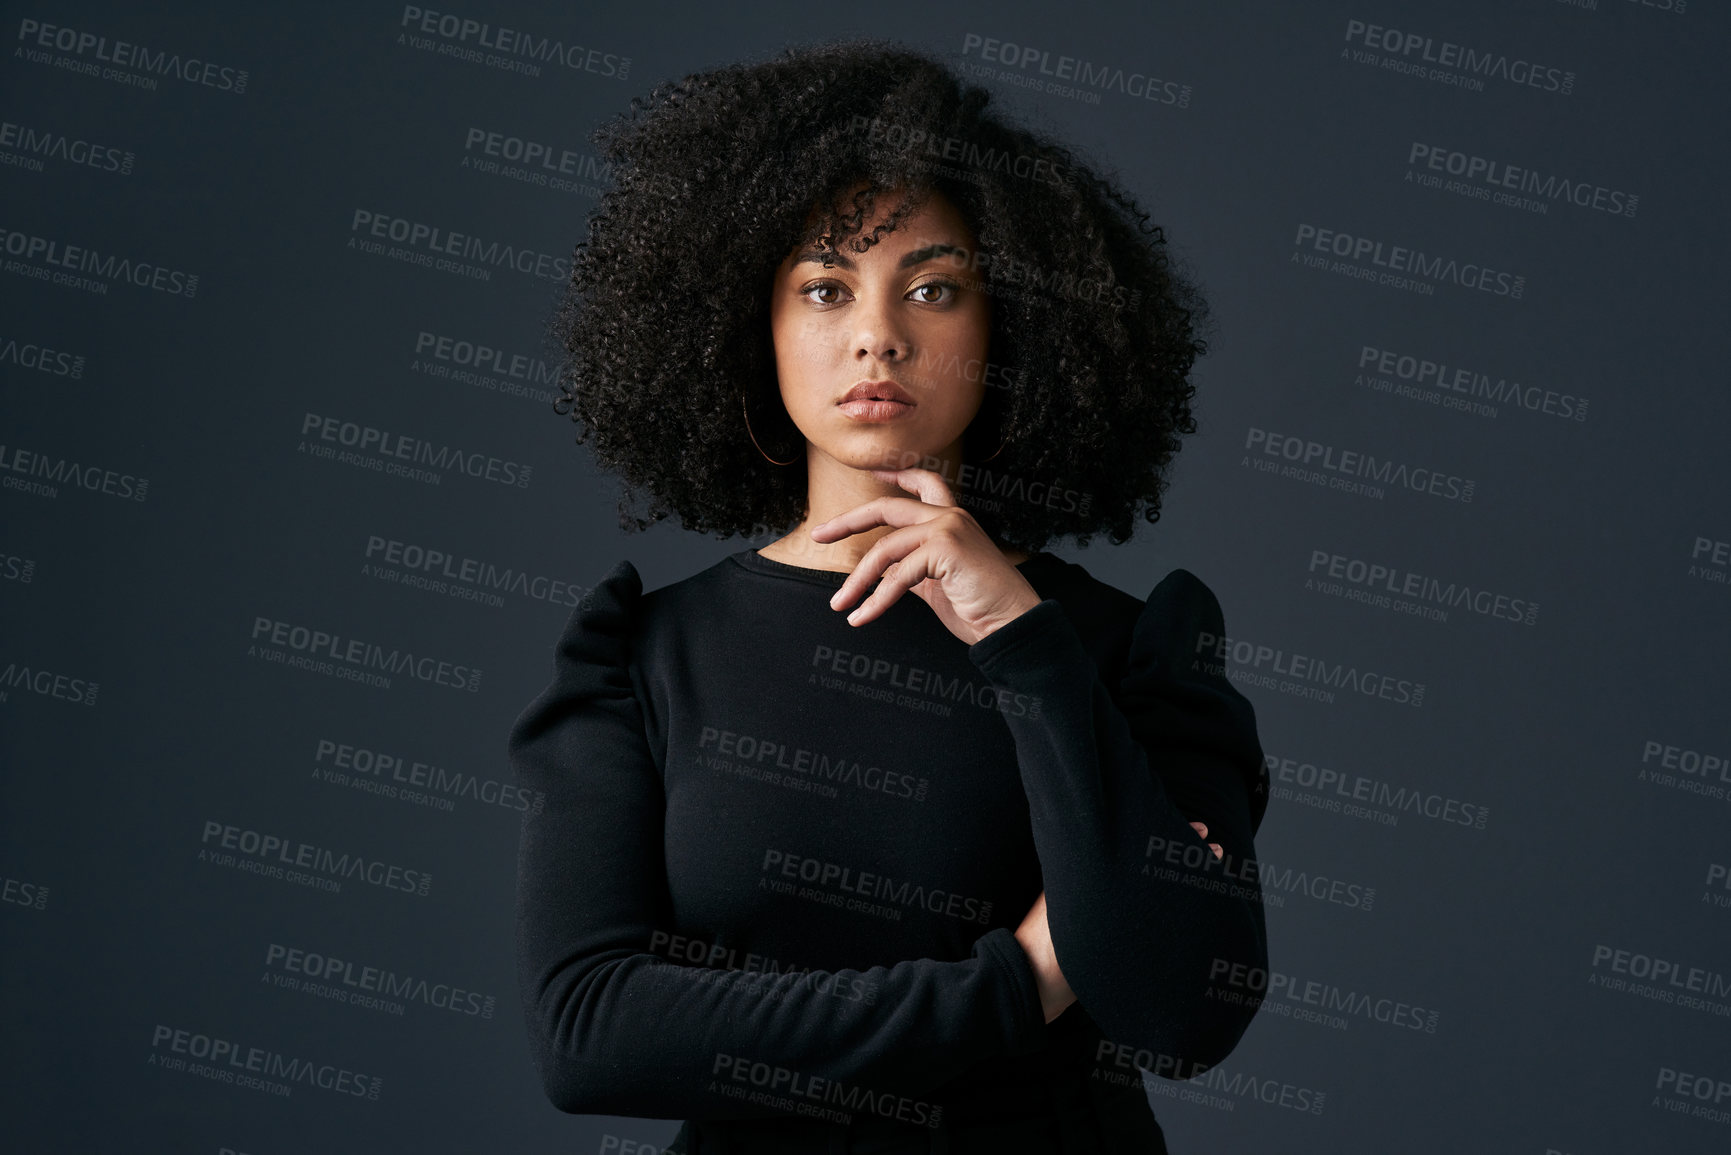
[966,568,1271,1075]
[507,560,1049,1119]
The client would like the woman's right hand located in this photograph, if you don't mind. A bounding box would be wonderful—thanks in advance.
[1190,820,1223,861]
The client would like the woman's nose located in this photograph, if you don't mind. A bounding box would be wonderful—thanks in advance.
[853,295,910,363]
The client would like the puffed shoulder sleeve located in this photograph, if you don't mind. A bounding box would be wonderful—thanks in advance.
[507,560,1048,1120]
[966,567,1270,1073]
[1119,568,1270,839]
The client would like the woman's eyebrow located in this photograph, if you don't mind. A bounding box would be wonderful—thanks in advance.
[898,242,969,269]
[792,247,854,269]
[789,242,970,271]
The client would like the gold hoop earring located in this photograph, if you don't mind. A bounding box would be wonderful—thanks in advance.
[742,393,799,466]
[973,416,1011,463]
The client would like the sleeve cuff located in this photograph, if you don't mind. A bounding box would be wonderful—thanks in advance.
[973,926,1048,1057]
[967,598,1084,684]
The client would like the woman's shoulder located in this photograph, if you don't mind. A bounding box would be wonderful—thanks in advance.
[1031,551,1211,626]
[1045,554,1266,829]
[560,551,761,644]
[1037,550,1220,598]
[1032,553,1235,673]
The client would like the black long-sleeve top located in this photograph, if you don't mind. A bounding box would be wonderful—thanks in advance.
[506,547,1270,1143]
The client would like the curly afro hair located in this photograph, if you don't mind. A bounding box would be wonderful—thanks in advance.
[548,38,1216,552]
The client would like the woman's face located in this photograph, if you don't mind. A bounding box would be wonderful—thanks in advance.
[768,186,991,473]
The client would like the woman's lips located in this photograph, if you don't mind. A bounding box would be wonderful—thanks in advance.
[840,379,917,405]
[836,399,917,421]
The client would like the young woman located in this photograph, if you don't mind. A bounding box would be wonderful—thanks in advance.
[508,39,1271,1154]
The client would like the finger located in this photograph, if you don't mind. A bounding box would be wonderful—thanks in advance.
[1189,821,1208,838]
[867,466,957,508]
[809,493,930,543]
[829,525,928,612]
[840,545,933,628]
[1209,842,1223,860]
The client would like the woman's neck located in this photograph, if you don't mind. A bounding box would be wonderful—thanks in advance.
[759,443,1028,571]
[757,529,1028,572]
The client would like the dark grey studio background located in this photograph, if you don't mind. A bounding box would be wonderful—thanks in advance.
[3,1,1728,1151]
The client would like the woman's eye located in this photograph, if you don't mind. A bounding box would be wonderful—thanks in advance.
[909,280,957,305]
[802,281,848,306]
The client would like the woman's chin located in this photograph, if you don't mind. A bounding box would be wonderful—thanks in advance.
[848,445,934,473]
